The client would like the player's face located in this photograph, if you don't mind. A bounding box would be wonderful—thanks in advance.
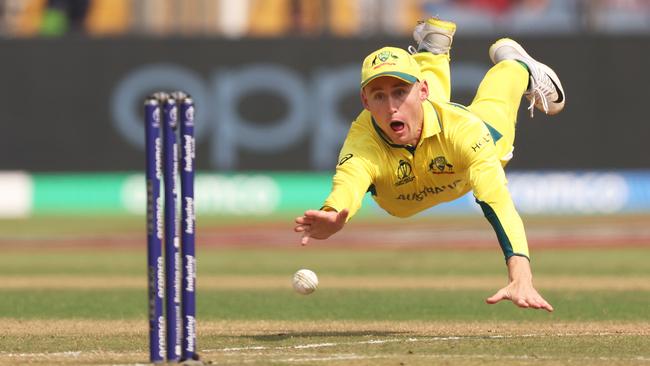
[361,76,428,146]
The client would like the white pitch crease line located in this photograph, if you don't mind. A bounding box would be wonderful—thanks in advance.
[214,338,404,352]
[3,351,83,358]
[219,346,271,352]
[293,342,337,349]
[365,339,393,344]
[221,345,269,351]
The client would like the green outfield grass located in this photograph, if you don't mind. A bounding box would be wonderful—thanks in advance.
[1,287,649,322]
[1,247,649,276]
[0,216,649,365]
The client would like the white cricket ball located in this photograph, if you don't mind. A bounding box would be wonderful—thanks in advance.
[292,269,318,295]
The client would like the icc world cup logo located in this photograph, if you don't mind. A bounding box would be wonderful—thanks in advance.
[395,160,414,186]
[397,160,412,180]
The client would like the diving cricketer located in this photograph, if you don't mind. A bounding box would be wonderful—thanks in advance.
[294,18,565,312]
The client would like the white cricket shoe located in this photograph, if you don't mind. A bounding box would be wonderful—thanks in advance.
[489,38,566,117]
[412,18,456,55]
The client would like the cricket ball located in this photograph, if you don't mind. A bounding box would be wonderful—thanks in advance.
[292,269,318,295]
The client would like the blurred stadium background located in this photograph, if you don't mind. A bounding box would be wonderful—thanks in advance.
[1,0,649,37]
[0,0,648,222]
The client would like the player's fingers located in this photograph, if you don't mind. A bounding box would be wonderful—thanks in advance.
[300,231,311,246]
[515,298,530,308]
[294,225,309,233]
[539,298,554,312]
[295,216,314,224]
[533,303,544,309]
[528,300,542,309]
[527,293,552,311]
[336,209,349,224]
[523,294,542,309]
[304,209,325,218]
[486,288,509,304]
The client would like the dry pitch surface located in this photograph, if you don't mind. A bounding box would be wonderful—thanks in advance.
[0,319,648,365]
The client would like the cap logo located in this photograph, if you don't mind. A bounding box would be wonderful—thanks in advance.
[373,50,398,66]
[378,50,392,62]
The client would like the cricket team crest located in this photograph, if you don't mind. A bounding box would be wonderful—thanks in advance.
[378,50,391,62]
[429,156,454,174]
[372,50,399,66]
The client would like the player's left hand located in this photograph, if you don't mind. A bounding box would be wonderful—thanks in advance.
[485,255,554,312]
[486,279,554,312]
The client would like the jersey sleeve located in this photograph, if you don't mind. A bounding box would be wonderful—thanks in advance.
[322,122,378,220]
[457,120,529,260]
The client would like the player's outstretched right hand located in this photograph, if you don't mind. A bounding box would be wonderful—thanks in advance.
[294,209,349,245]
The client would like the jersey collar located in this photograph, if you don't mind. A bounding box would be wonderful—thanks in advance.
[419,99,442,144]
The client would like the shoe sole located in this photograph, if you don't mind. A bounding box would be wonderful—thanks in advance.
[413,18,456,44]
[489,38,565,115]
[424,19,456,33]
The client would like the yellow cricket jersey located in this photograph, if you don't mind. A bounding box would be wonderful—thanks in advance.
[323,98,529,259]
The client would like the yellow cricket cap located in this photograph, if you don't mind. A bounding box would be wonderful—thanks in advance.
[360,46,423,88]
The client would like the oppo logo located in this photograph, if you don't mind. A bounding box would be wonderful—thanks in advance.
[111,63,485,170]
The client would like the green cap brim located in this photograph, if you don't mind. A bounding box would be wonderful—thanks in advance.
[361,71,419,88]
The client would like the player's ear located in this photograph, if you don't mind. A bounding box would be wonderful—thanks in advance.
[419,80,429,101]
[360,88,370,110]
